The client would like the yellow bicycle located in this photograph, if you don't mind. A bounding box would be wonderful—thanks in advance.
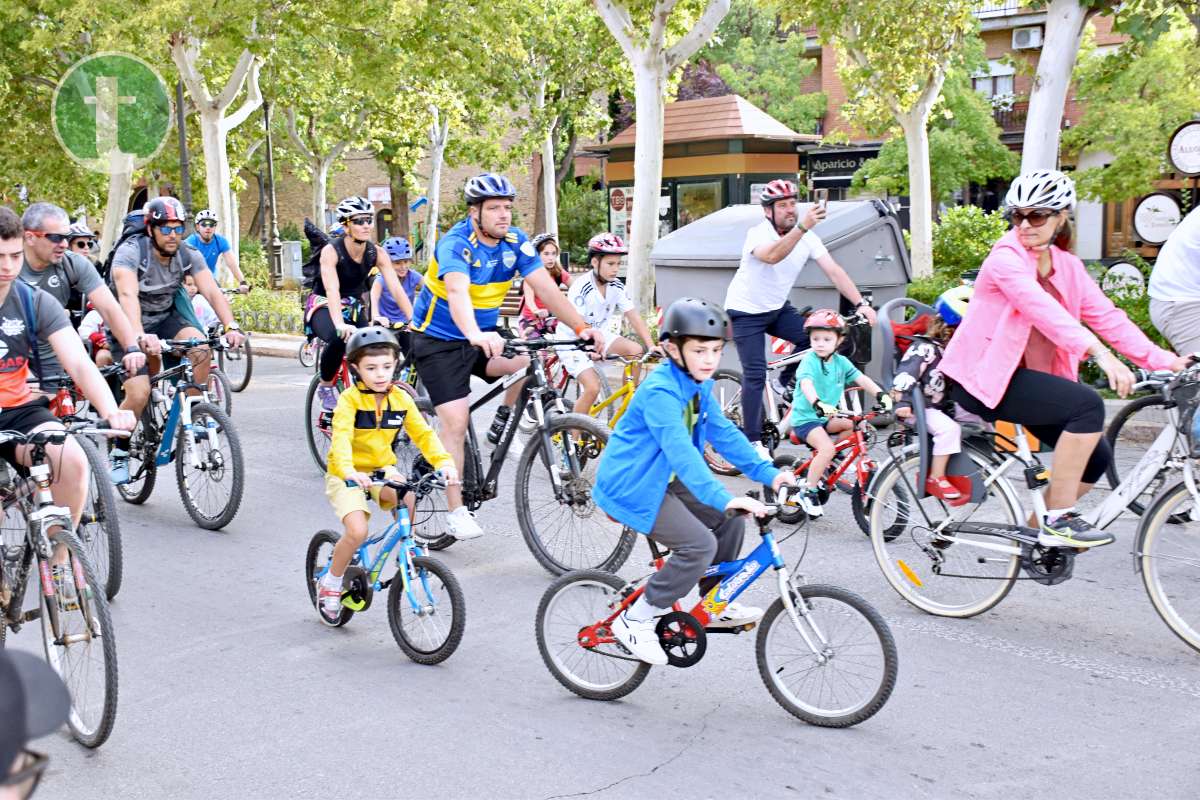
[581,351,661,427]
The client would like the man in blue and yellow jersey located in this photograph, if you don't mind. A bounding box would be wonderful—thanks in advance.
[409,173,601,539]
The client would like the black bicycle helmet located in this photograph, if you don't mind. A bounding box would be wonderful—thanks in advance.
[660,297,731,342]
[346,327,401,362]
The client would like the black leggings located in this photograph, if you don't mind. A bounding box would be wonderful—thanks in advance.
[951,368,1111,485]
[310,305,367,382]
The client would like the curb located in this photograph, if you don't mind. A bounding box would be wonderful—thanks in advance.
[248,332,305,359]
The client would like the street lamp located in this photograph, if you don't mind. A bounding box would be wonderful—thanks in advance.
[263,98,283,289]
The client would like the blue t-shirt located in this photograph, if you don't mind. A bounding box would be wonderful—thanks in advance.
[790,351,861,428]
[374,270,422,324]
[183,232,231,274]
[410,218,540,340]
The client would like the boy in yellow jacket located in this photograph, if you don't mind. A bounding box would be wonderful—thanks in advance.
[317,327,460,616]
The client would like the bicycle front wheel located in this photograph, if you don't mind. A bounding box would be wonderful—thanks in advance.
[39,529,118,748]
[516,414,635,575]
[1137,480,1200,652]
[1105,394,1175,516]
[869,450,1022,617]
[757,584,897,727]
[704,368,744,476]
[304,373,341,473]
[116,410,157,505]
[536,570,651,701]
[176,402,245,529]
[388,556,466,665]
[77,436,123,600]
[298,340,318,368]
[218,338,253,391]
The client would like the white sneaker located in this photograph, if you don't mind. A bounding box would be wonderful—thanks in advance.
[317,576,343,617]
[751,442,771,461]
[799,488,824,518]
[611,611,668,665]
[707,601,763,628]
[446,506,484,540]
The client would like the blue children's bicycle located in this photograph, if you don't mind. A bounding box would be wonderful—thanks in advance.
[306,471,465,664]
[535,488,898,727]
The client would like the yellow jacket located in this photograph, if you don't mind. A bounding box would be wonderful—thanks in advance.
[326,384,453,480]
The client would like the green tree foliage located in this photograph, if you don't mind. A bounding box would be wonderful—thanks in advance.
[556,175,608,265]
[1063,15,1200,201]
[698,0,825,134]
[906,205,1008,303]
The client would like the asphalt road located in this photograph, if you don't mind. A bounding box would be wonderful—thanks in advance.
[13,355,1200,799]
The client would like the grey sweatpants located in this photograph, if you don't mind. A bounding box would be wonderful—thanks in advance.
[1150,298,1200,357]
[643,480,746,608]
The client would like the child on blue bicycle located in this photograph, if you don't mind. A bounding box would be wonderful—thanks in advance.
[316,327,459,618]
[594,297,795,665]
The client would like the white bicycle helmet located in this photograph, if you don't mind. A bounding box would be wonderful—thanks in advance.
[335,196,375,222]
[67,221,94,240]
[195,208,218,225]
[1004,170,1076,211]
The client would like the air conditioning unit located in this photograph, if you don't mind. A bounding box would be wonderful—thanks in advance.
[1013,26,1043,50]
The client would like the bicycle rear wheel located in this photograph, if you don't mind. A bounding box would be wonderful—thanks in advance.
[757,584,897,727]
[388,556,465,664]
[115,410,157,505]
[77,436,122,600]
[1137,480,1200,652]
[1105,394,1175,516]
[516,414,635,575]
[176,402,244,530]
[206,367,233,415]
[704,368,744,476]
[305,530,355,627]
[39,530,118,748]
[304,373,342,473]
[869,451,1022,617]
[298,340,318,368]
[536,570,651,700]
[218,338,253,391]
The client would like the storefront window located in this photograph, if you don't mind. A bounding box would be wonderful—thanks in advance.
[677,181,722,228]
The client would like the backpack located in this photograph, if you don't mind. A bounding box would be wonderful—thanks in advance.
[100,210,147,283]
[13,280,41,380]
[104,218,202,333]
[302,236,376,292]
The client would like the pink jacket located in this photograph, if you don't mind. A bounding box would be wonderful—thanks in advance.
[940,229,1176,409]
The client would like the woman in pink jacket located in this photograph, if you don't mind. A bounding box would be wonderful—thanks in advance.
[940,170,1191,548]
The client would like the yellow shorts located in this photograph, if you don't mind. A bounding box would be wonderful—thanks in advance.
[324,468,402,521]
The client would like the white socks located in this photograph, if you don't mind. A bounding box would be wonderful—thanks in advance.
[626,595,669,623]
[321,571,343,590]
[1046,507,1075,521]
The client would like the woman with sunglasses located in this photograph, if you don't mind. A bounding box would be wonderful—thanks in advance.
[65,221,97,263]
[940,169,1192,548]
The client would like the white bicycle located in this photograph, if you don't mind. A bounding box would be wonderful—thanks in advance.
[865,360,1200,652]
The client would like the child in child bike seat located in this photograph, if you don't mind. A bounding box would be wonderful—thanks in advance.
[891,287,977,502]
[317,327,460,618]
[790,309,891,518]
[593,297,796,665]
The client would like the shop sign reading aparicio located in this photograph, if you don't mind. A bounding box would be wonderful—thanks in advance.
[807,151,878,178]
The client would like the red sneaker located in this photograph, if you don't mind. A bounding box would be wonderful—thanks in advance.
[925,476,962,501]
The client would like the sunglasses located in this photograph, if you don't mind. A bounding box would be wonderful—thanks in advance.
[197,221,217,229]
[155,224,187,235]
[29,231,70,244]
[1,749,47,799]
[1009,209,1058,228]
[349,217,374,227]
[71,239,95,250]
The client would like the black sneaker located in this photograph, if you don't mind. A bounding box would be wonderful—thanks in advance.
[487,405,512,445]
[1038,512,1114,548]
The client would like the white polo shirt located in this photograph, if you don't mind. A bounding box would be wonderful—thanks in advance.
[724,219,828,314]
[1149,206,1200,303]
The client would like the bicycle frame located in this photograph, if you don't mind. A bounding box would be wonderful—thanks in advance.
[792,420,876,492]
[147,357,221,469]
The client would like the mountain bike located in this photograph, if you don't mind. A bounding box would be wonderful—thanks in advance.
[115,335,245,530]
[866,361,1200,653]
[0,422,124,747]
[306,471,465,664]
[217,291,252,391]
[536,488,898,726]
[407,337,635,576]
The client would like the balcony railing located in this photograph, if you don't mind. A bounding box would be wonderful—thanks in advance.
[992,99,1028,132]
[975,0,1024,18]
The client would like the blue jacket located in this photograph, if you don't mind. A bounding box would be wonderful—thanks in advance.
[593,361,780,533]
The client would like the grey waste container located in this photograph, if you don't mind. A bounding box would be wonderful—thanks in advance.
[650,200,911,380]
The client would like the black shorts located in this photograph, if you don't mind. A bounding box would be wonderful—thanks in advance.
[0,398,60,466]
[410,332,499,407]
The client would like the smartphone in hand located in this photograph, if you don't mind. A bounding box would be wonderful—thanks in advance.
[814,188,829,211]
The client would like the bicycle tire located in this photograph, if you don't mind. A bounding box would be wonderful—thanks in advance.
[515,413,635,575]
[116,409,157,505]
[305,529,355,627]
[207,367,233,415]
[851,464,908,541]
[77,436,123,601]
[757,584,897,727]
[536,570,651,701]
[1136,480,1200,653]
[218,338,253,392]
[298,340,317,368]
[704,368,745,476]
[1105,394,1176,517]
[304,373,341,473]
[388,555,465,664]
[869,451,1022,617]
[176,402,245,530]
[38,529,118,748]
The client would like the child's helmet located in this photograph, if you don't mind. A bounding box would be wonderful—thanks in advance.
[659,297,731,342]
[804,309,845,334]
[935,286,973,327]
[346,327,401,362]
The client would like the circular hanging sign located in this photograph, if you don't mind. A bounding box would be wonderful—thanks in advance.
[1132,192,1182,245]
[1168,120,1200,176]
[1101,261,1146,299]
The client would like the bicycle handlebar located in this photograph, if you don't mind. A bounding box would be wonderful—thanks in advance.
[344,469,446,497]
[0,420,127,448]
[502,337,594,357]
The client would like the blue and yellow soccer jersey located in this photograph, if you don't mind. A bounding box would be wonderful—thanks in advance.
[410,218,541,340]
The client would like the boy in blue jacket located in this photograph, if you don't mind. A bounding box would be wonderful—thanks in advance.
[594,297,796,665]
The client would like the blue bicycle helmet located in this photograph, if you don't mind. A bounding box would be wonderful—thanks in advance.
[935,285,973,327]
[464,173,517,204]
[383,236,412,262]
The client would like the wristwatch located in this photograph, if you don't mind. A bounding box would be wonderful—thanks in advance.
[225,322,241,332]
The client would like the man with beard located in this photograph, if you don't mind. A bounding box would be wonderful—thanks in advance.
[724,180,878,458]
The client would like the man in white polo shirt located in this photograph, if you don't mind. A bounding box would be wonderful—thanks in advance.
[1150,205,1200,356]
[725,179,877,457]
